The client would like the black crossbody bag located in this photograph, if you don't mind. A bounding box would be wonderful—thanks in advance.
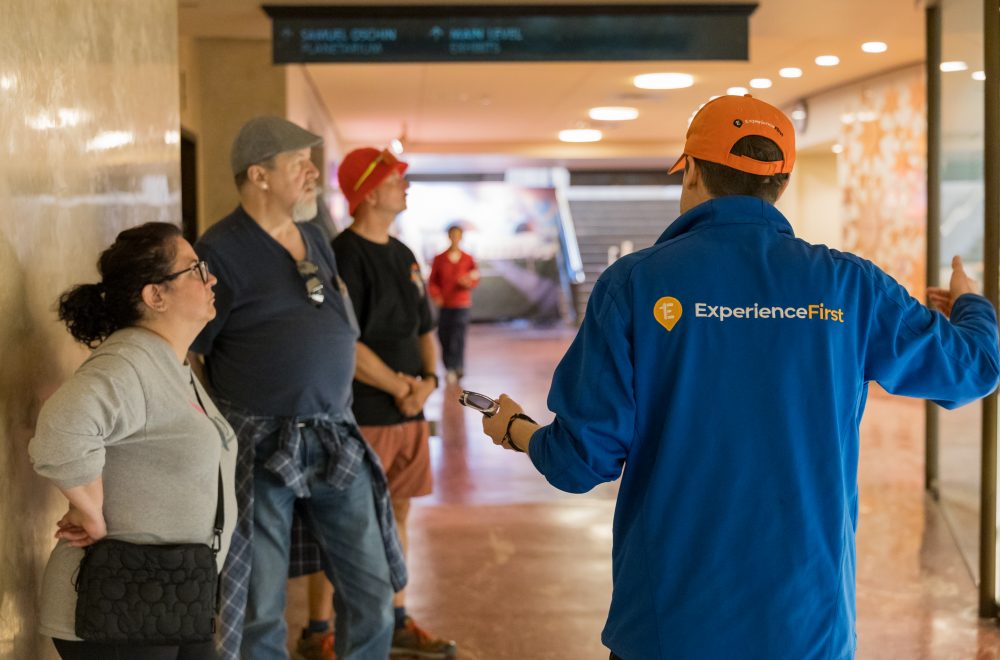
[73,476,222,643]
[73,382,224,644]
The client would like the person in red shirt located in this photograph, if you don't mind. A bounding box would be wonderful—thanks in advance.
[428,224,480,383]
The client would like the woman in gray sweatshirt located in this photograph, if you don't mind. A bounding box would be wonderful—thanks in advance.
[29,222,237,660]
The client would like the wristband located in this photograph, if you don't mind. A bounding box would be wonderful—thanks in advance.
[503,412,536,452]
[422,372,439,389]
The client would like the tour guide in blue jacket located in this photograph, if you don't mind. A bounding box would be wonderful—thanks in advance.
[482,95,1000,660]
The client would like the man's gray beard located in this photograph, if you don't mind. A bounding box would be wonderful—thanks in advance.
[292,196,319,222]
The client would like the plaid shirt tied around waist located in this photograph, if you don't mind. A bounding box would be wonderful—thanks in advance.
[234,403,407,591]
[213,400,407,660]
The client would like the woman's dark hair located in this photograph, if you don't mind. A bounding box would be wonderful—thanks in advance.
[692,135,790,204]
[58,222,182,347]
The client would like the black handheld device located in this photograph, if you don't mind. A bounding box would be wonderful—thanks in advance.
[458,390,500,417]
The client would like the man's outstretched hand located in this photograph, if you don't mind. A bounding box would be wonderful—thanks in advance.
[928,255,978,318]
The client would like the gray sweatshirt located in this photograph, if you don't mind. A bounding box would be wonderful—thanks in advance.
[29,327,238,640]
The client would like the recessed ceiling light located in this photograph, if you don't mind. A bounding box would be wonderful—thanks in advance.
[633,73,694,90]
[831,144,844,154]
[559,129,602,143]
[940,61,968,72]
[861,42,888,53]
[727,86,749,96]
[779,67,803,78]
[750,78,772,89]
[588,106,639,121]
[973,70,986,81]
[815,55,840,66]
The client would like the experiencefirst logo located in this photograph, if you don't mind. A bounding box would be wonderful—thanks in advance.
[653,296,846,332]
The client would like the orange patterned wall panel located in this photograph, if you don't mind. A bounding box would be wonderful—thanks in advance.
[840,69,927,298]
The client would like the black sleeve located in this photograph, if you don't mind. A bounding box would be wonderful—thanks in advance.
[418,274,435,334]
[398,240,436,335]
[332,236,368,330]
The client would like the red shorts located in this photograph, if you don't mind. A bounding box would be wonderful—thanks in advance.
[361,420,433,498]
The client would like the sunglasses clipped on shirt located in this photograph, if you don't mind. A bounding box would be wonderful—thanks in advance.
[352,148,400,192]
[297,259,325,307]
[161,260,211,284]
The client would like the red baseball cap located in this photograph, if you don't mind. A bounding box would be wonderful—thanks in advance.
[668,95,796,176]
[338,147,409,214]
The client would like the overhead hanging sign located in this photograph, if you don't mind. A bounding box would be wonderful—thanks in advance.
[263,4,756,64]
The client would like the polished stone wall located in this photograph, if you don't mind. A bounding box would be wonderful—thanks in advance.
[0,1,179,657]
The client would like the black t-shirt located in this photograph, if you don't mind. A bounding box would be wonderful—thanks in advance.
[332,229,435,426]
[191,207,359,416]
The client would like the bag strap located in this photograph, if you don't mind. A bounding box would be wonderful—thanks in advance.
[191,377,224,554]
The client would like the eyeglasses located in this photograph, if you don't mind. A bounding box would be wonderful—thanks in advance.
[352,148,400,192]
[162,261,210,284]
[297,260,325,307]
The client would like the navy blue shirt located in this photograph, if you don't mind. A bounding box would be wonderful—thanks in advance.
[192,207,359,417]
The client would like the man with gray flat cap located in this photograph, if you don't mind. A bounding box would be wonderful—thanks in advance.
[191,116,404,660]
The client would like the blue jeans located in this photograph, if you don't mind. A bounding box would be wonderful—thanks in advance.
[241,427,394,659]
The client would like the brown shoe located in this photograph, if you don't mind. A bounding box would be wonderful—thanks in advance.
[390,616,457,659]
[293,629,335,660]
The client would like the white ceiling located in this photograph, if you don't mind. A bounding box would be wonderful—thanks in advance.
[179,0,928,169]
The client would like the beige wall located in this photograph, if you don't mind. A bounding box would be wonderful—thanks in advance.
[778,151,843,249]
[179,36,203,138]
[0,2,180,657]
[286,65,348,226]
[181,38,286,231]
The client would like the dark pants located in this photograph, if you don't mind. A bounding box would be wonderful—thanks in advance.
[53,638,218,660]
[438,307,470,373]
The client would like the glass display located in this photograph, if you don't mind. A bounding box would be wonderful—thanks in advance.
[937,0,986,584]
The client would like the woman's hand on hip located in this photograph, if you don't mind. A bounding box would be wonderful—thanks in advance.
[55,505,107,548]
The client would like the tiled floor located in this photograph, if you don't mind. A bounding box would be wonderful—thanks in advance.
[287,323,1000,659]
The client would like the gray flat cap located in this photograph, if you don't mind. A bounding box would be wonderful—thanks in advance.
[230,116,322,176]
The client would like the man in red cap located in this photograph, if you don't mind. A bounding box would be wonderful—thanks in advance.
[480,95,999,659]
[329,147,457,659]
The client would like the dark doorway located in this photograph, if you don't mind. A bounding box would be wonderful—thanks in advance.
[180,129,198,243]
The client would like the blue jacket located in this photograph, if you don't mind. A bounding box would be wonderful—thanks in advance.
[529,196,999,660]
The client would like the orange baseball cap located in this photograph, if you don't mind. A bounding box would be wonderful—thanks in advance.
[337,147,409,214]
[668,95,796,176]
